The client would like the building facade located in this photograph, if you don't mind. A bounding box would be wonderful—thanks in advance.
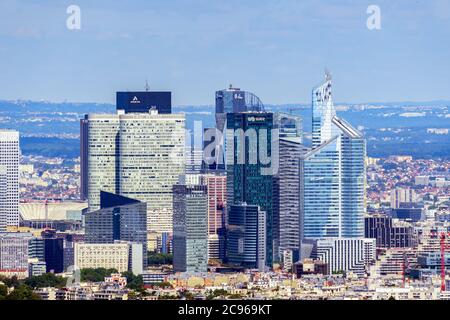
[84,110,185,250]
[202,173,227,261]
[0,130,20,231]
[173,184,208,273]
[0,232,32,279]
[314,238,376,276]
[300,74,366,240]
[227,203,266,270]
[226,112,275,266]
[74,242,130,273]
[84,191,147,269]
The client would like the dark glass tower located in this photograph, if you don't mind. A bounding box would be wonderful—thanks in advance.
[226,112,275,267]
[227,203,266,270]
[213,87,264,171]
[84,191,148,268]
[42,229,64,273]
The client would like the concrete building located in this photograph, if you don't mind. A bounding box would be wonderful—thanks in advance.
[0,130,20,231]
[390,188,417,209]
[0,232,32,279]
[74,242,130,273]
[84,110,185,250]
[314,238,376,276]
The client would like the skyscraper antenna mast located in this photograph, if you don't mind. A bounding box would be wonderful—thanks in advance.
[325,68,332,81]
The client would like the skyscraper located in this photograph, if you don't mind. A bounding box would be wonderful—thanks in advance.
[85,191,148,269]
[84,109,185,250]
[273,113,306,264]
[173,184,208,273]
[226,112,275,266]
[227,203,266,270]
[0,130,20,231]
[300,73,366,240]
[202,173,227,260]
[213,87,264,170]
[42,229,64,274]
[80,117,89,201]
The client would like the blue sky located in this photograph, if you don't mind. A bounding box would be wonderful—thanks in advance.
[1,0,450,105]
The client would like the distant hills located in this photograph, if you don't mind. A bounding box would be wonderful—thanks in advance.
[0,99,449,159]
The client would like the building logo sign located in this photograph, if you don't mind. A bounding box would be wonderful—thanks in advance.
[130,96,141,104]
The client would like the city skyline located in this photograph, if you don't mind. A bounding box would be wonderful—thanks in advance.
[0,1,449,305]
[1,0,450,105]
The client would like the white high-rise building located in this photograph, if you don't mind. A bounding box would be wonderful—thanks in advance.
[315,238,376,276]
[86,110,185,247]
[0,130,20,231]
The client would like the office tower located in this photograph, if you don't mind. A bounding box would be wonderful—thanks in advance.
[202,173,227,260]
[85,110,185,249]
[0,130,20,231]
[116,91,171,114]
[227,203,266,271]
[213,86,264,170]
[364,214,416,248]
[85,191,147,268]
[42,229,64,273]
[314,238,376,276]
[173,185,208,273]
[226,112,275,266]
[0,232,32,279]
[300,73,366,240]
[80,117,89,200]
[390,188,417,209]
[273,113,305,264]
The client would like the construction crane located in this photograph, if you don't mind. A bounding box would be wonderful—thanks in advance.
[429,231,450,292]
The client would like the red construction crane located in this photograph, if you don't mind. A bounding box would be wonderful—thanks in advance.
[429,231,450,292]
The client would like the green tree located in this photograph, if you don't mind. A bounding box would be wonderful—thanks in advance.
[0,275,20,288]
[0,284,8,300]
[121,271,144,291]
[147,252,173,265]
[6,285,41,300]
[24,273,66,289]
[80,268,118,282]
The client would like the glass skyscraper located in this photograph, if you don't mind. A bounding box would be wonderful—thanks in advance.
[300,73,366,240]
[227,203,266,270]
[226,112,275,266]
[84,191,148,269]
[173,184,208,273]
[213,86,264,170]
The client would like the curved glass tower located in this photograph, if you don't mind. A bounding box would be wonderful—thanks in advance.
[300,73,366,240]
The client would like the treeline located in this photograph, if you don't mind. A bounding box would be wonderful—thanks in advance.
[148,252,173,266]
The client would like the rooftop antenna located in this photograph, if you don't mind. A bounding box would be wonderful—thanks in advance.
[145,79,150,92]
[325,68,332,81]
